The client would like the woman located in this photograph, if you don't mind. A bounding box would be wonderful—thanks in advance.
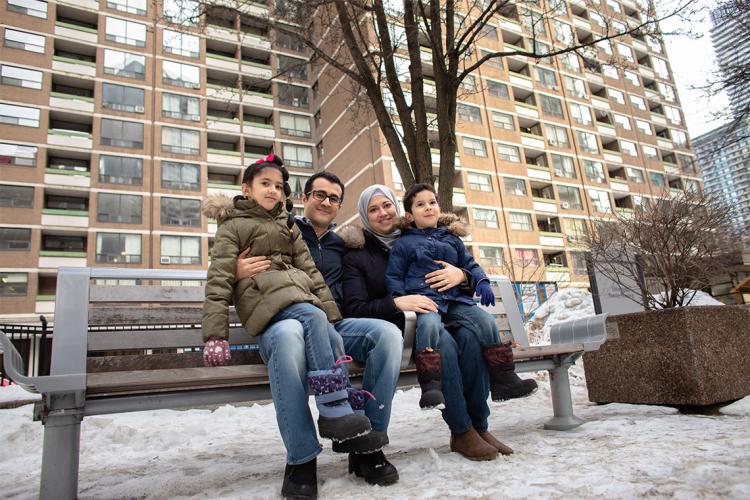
[339,184,513,461]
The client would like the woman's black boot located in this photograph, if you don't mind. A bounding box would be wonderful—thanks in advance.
[281,457,317,499]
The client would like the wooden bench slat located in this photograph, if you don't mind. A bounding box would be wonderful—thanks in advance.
[87,351,263,372]
[90,285,206,303]
[86,365,271,395]
[89,306,240,326]
[513,343,584,360]
[87,327,254,351]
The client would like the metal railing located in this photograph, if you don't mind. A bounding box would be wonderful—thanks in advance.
[0,317,50,385]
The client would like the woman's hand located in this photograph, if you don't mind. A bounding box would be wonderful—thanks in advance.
[235,247,272,282]
[394,295,439,313]
[425,260,467,292]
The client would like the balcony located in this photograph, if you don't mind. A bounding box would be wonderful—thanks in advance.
[241,60,273,80]
[240,33,271,52]
[207,148,242,166]
[603,152,623,164]
[49,91,94,113]
[52,55,96,78]
[590,95,611,111]
[58,0,98,10]
[656,138,674,150]
[237,0,268,17]
[545,266,570,282]
[515,102,539,119]
[610,179,630,193]
[44,167,90,188]
[207,117,241,134]
[539,231,565,247]
[527,164,552,181]
[47,129,93,149]
[206,24,237,43]
[242,90,274,109]
[41,208,89,228]
[38,249,88,269]
[509,72,533,90]
[206,53,239,72]
[207,183,241,198]
[35,295,56,314]
[55,21,97,44]
[533,197,558,213]
[520,132,545,150]
[651,112,667,127]
[243,121,275,139]
[597,123,616,137]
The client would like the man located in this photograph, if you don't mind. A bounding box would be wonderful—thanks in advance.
[236,172,402,493]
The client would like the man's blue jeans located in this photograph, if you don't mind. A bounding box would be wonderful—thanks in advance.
[443,302,501,347]
[335,318,403,433]
[258,318,322,465]
[439,325,491,434]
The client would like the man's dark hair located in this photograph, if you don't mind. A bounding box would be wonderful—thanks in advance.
[304,171,345,201]
[403,183,438,213]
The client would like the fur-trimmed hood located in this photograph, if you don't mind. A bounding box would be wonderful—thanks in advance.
[202,194,237,222]
[397,213,471,238]
[338,224,366,249]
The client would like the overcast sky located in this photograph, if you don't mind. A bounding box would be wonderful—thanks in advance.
[661,0,731,139]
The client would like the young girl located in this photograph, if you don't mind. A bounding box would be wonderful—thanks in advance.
[385,183,537,408]
[201,154,371,443]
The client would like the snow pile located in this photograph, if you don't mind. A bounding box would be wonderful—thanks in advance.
[526,288,595,345]
[652,289,724,308]
[2,371,749,498]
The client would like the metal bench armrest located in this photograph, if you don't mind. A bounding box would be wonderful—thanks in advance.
[401,311,416,368]
[549,313,615,351]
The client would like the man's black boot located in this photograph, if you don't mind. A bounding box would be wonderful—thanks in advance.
[348,450,399,486]
[281,457,317,499]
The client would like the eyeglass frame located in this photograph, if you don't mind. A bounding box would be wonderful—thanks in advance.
[305,189,343,205]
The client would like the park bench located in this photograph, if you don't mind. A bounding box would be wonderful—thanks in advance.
[0,266,613,499]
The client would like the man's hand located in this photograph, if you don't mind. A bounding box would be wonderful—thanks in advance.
[235,247,272,282]
[394,295,439,313]
[203,336,231,367]
[425,260,467,292]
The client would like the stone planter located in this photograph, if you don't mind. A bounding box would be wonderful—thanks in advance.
[583,305,750,406]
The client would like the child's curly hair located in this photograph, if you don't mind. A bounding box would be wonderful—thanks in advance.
[242,154,295,231]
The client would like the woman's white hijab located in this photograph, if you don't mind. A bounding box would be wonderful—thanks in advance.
[357,184,402,249]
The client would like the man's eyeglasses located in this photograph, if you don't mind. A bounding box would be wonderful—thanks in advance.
[307,190,342,205]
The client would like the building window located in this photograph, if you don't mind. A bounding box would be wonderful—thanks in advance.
[545,124,569,148]
[0,143,37,167]
[487,80,510,99]
[569,103,592,125]
[288,173,309,198]
[563,218,589,243]
[0,227,31,250]
[108,0,146,15]
[636,120,652,135]
[0,103,40,127]
[535,67,557,89]
[105,17,147,47]
[539,94,563,118]
[552,20,574,45]
[576,131,599,154]
[497,144,521,163]
[163,29,199,58]
[48,156,88,173]
[603,64,619,79]
[7,0,47,17]
[160,197,200,227]
[624,71,640,86]
[101,119,144,149]
[504,177,527,196]
[515,248,539,266]
[99,155,143,185]
[649,171,665,188]
[162,161,199,190]
[279,113,311,137]
[626,167,645,183]
[664,106,682,125]
[613,114,631,130]
[491,112,514,130]
[457,104,482,124]
[463,137,487,157]
[0,272,28,296]
[162,60,200,88]
[480,50,503,70]
[551,154,576,178]
[103,49,146,79]
[3,28,45,53]
[583,159,605,183]
[479,246,504,267]
[45,194,86,211]
[160,235,200,264]
[559,52,580,73]
[161,127,200,155]
[102,83,144,113]
[588,189,612,213]
[658,82,676,101]
[509,212,533,231]
[96,233,141,263]
[608,88,625,104]
[163,0,198,25]
[569,252,588,275]
[652,57,669,78]
[564,76,587,99]
[616,43,633,62]
[276,31,305,52]
[558,185,582,210]
[620,140,638,156]
[473,208,498,228]
[97,192,142,223]
[277,83,309,108]
[0,64,43,89]
[629,95,647,110]
[643,145,658,160]
[42,234,82,252]
[278,55,308,80]
[162,92,200,121]
[281,143,313,168]
[468,172,493,192]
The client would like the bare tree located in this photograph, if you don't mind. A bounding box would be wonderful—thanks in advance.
[196,0,698,211]
[499,249,554,320]
[586,190,740,309]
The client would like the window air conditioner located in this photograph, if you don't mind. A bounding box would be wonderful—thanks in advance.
[561,201,571,209]
[160,256,171,264]
[135,106,145,113]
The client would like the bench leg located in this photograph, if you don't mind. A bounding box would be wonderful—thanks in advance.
[40,413,82,500]
[544,361,584,431]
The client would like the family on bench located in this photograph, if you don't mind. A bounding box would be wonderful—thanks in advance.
[203,155,539,499]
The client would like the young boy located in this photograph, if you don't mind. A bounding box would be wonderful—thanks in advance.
[385,183,537,408]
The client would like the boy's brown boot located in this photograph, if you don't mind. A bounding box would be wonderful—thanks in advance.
[478,430,514,455]
[449,428,498,461]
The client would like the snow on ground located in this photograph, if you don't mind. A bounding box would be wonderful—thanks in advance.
[653,289,725,308]
[2,365,749,499]
[0,383,40,406]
